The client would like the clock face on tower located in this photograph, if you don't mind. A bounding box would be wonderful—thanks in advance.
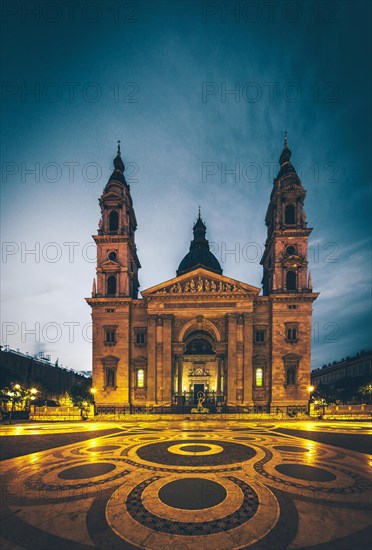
[286,245,296,256]
[108,251,118,262]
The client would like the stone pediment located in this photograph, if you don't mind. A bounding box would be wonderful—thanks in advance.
[141,268,260,297]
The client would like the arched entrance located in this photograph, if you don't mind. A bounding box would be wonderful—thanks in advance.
[173,328,225,408]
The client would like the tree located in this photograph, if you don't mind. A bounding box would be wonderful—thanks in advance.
[358,383,372,404]
[0,384,34,423]
[67,383,93,415]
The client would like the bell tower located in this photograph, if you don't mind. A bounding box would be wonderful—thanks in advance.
[261,133,312,295]
[92,141,140,299]
[260,134,318,408]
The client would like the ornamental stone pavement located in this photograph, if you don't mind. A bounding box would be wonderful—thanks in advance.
[0,420,371,549]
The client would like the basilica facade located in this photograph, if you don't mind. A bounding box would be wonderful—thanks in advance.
[86,137,318,411]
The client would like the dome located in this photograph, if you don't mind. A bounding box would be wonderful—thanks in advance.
[177,212,222,276]
[177,248,222,276]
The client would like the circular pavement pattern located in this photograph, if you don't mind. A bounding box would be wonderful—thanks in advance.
[57,462,116,480]
[158,478,227,510]
[275,464,337,482]
[135,439,256,466]
[167,443,224,456]
[107,473,280,548]
[273,445,310,453]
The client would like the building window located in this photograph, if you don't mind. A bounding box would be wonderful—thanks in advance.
[136,332,146,345]
[288,305,298,310]
[108,251,117,261]
[255,330,266,343]
[109,210,119,231]
[255,367,263,387]
[137,368,145,388]
[285,204,296,224]
[286,366,297,385]
[105,329,116,344]
[105,308,116,313]
[286,324,298,342]
[107,275,117,295]
[286,271,297,291]
[286,245,296,256]
[105,367,116,387]
[283,354,300,387]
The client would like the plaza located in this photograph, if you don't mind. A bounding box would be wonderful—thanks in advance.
[0,419,371,549]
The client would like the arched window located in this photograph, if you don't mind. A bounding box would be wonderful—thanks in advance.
[286,271,297,291]
[107,275,116,295]
[285,204,296,225]
[255,367,263,387]
[137,368,145,388]
[109,210,119,231]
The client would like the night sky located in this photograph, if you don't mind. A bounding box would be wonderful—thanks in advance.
[1,0,371,372]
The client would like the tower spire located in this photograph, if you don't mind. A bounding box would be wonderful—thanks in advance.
[279,131,291,166]
[113,139,125,173]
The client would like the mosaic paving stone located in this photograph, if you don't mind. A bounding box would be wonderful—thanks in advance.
[1,420,371,550]
[158,478,227,509]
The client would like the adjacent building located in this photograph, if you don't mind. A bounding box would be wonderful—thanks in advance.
[86,136,318,411]
[311,350,372,388]
[0,346,91,402]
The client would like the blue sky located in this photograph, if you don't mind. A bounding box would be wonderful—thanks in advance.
[1,0,371,372]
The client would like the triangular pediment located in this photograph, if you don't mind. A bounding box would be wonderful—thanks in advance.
[141,268,260,297]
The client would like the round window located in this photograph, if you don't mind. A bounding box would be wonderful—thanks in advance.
[286,245,296,256]
[108,251,118,261]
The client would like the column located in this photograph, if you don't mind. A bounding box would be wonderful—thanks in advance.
[217,357,222,394]
[147,315,157,404]
[227,314,237,406]
[162,315,173,405]
[177,357,183,395]
[243,313,253,406]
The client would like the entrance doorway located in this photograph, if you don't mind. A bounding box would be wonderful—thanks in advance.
[193,383,204,403]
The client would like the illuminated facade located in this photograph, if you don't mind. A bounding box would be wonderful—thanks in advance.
[86,137,318,411]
